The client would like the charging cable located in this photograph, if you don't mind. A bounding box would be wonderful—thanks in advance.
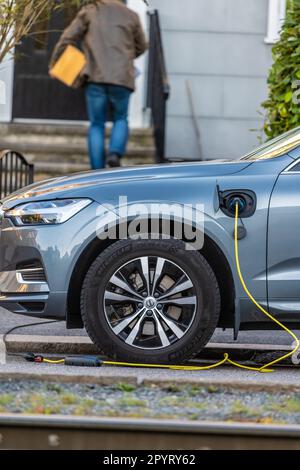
[233,203,300,372]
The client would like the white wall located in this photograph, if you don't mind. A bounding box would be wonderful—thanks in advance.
[127,0,148,128]
[265,0,286,43]
[150,0,273,160]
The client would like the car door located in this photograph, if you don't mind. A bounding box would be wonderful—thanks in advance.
[268,158,300,321]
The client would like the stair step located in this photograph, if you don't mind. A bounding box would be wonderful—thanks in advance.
[0,137,156,168]
[0,123,156,181]
[1,141,155,157]
[0,124,154,147]
[0,122,153,137]
[35,161,89,174]
[0,133,154,149]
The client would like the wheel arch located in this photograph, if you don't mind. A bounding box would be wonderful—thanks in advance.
[66,220,235,329]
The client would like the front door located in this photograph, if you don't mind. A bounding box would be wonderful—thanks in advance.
[268,157,300,322]
[12,4,87,121]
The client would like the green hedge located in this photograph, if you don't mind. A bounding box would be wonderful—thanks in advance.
[263,0,300,139]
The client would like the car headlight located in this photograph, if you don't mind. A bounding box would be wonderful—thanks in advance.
[5,199,92,226]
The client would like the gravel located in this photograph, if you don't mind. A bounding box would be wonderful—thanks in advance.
[1,379,300,424]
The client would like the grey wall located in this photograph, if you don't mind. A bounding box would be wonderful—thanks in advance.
[150,0,273,160]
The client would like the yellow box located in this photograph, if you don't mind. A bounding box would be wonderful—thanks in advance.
[50,45,87,87]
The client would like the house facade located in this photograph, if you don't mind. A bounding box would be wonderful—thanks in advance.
[0,0,286,161]
[153,0,286,160]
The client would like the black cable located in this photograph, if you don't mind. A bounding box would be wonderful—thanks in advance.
[2,320,63,358]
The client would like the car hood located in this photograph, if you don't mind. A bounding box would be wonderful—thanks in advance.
[1,160,251,209]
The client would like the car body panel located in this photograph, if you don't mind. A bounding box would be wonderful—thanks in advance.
[1,161,251,210]
[268,169,300,322]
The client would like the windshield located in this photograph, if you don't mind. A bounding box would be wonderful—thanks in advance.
[240,126,300,161]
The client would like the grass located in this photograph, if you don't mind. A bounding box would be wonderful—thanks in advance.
[116,383,136,393]
[0,394,14,406]
[158,396,182,407]
[230,400,260,419]
[60,393,79,405]
[284,398,300,413]
[0,381,300,424]
[164,384,182,393]
[268,397,300,414]
[118,396,148,408]
[46,383,62,394]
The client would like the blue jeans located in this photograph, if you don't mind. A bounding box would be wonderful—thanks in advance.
[85,83,132,169]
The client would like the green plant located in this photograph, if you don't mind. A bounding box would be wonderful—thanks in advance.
[230,400,260,418]
[0,393,13,406]
[164,384,182,394]
[118,396,148,408]
[274,397,300,413]
[116,383,136,393]
[60,393,79,405]
[263,0,300,139]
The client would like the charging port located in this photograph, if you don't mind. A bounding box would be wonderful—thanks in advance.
[219,190,256,218]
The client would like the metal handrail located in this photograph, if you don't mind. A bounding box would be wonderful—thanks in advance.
[0,150,34,199]
[147,10,170,163]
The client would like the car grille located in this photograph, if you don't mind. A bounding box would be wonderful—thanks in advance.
[19,302,45,313]
[18,268,47,283]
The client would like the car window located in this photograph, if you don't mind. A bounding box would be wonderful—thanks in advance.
[287,161,300,172]
[240,127,300,161]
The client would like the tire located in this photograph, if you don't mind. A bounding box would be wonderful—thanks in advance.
[80,239,221,364]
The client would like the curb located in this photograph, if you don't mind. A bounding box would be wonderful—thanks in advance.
[4,335,292,355]
[2,335,299,392]
[5,335,99,355]
[0,369,300,393]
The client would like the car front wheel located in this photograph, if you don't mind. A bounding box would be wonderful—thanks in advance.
[80,239,220,364]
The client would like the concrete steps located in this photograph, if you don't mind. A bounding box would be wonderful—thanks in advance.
[0,123,156,181]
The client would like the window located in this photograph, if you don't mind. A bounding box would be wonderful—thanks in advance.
[265,0,287,44]
[286,160,300,173]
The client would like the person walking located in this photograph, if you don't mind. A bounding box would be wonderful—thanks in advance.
[50,0,148,169]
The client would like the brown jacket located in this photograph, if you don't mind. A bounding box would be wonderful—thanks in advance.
[50,0,148,90]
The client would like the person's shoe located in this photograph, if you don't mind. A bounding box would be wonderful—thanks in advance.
[107,153,121,168]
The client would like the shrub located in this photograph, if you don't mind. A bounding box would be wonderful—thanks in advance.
[263,0,300,139]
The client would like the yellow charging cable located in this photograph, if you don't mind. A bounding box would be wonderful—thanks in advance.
[233,203,300,372]
[101,354,229,371]
[37,204,300,372]
[42,358,65,364]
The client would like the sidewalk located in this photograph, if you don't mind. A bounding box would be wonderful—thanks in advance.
[1,307,300,390]
[1,356,300,391]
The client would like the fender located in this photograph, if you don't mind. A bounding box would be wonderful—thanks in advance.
[66,199,240,330]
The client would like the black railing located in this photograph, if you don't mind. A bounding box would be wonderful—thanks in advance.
[147,10,170,164]
[0,150,34,199]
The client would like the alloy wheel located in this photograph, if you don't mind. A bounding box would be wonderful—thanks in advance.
[103,256,197,350]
